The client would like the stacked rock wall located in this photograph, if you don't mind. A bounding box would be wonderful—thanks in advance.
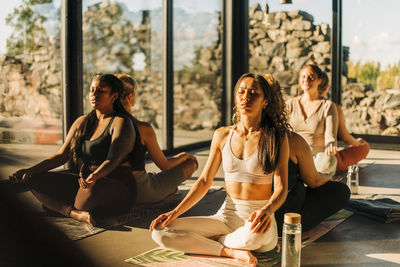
[0,1,399,144]
[248,3,331,96]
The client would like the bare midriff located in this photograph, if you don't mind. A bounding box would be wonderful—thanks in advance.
[225,181,272,200]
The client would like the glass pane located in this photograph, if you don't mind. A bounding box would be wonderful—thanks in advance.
[173,0,223,147]
[248,0,332,97]
[82,0,164,145]
[0,0,62,177]
[343,0,400,136]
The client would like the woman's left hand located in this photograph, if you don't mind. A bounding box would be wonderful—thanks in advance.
[78,173,97,189]
[325,142,337,156]
[248,207,272,234]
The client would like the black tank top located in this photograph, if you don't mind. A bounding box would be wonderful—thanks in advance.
[129,121,146,171]
[80,116,115,166]
[288,159,301,191]
[80,114,147,170]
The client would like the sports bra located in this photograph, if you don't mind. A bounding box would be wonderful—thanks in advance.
[222,128,273,184]
[80,116,115,166]
[80,114,137,166]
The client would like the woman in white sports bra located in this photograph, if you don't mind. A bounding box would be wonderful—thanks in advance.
[150,73,290,266]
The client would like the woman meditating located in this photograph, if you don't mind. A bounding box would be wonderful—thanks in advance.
[9,74,137,226]
[263,74,350,232]
[319,72,370,171]
[150,73,290,266]
[287,63,339,176]
[116,74,198,204]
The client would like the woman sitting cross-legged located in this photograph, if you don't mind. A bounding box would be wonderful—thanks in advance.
[150,73,290,266]
[116,74,198,204]
[9,74,137,226]
[275,130,351,233]
[264,74,350,232]
[286,63,339,176]
[319,71,370,172]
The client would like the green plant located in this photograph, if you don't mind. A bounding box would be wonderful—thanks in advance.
[5,0,52,56]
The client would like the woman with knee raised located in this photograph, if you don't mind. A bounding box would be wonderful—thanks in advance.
[9,74,137,226]
[150,73,290,266]
[319,72,370,171]
[287,63,339,176]
[116,74,198,204]
[264,74,350,232]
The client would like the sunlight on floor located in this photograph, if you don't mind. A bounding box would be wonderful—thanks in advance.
[366,253,400,264]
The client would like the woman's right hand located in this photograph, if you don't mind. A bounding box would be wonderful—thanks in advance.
[9,169,33,183]
[149,210,178,232]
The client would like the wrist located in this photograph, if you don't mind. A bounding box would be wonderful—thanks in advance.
[262,205,273,216]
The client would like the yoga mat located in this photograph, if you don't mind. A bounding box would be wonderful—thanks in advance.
[44,186,223,241]
[125,209,353,267]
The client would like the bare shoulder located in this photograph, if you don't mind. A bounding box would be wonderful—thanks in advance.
[112,115,134,130]
[287,131,308,151]
[134,119,153,132]
[214,125,233,138]
[72,115,88,128]
[212,126,233,149]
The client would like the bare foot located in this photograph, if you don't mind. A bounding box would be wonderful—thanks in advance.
[69,210,96,226]
[221,247,258,266]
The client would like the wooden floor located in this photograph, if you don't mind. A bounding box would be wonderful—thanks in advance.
[0,143,399,266]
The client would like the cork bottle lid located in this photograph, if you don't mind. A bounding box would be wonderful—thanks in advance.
[284,213,301,224]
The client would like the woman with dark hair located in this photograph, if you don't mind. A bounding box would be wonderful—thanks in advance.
[9,74,137,226]
[150,73,290,266]
[287,63,339,176]
[116,74,198,204]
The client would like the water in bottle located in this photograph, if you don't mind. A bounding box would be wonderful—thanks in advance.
[282,213,301,267]
[347,165,359,194]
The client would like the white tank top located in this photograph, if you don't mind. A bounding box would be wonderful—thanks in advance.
[222,128,273,184]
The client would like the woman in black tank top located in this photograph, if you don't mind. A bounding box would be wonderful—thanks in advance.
[9,74,137,226]
[274,131,350,234]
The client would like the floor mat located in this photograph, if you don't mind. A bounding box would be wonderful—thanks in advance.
[45,186,223,241]
[125,209,353,267]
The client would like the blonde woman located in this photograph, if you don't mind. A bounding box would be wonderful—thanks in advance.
[319,72,370,171]
[116,74,198,204]
[287,64,339,176]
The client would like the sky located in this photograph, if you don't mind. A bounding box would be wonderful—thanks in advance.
[1,0,400,69]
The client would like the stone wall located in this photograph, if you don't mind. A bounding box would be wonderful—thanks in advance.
[342,84,400,135]
[248,3,331,96]
[0,1,399,145]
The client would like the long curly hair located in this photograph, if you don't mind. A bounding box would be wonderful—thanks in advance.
[232,73,291,173]
[70,73,132,165]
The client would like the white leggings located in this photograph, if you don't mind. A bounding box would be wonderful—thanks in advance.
[151,195,278,256]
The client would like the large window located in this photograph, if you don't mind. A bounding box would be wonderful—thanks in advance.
[82,0,164,144]
[248,0,332,98]
[343,0,400,137]
[0,0,62,173]
[172,0,223,147]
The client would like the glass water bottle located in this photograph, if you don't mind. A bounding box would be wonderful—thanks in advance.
[282,213,302,267]
[347,165,359,194]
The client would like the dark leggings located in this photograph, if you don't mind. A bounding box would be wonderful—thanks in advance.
[275,180,350,234]
[28,166,137,219]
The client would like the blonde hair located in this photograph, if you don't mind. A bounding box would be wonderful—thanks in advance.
[116,73,137,99]
[318,71,329,95]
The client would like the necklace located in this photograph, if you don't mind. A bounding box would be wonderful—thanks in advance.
[238,125,260,141]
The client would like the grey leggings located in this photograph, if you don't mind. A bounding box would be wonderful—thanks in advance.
[28,166,137,219]
[134,165,185,204]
